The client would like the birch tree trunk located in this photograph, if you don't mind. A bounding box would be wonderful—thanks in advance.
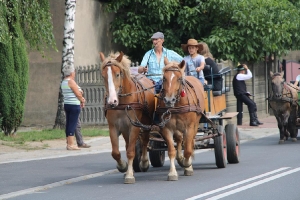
[53,0,77,129]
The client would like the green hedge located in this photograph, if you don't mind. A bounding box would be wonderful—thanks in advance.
[0,1,28,135]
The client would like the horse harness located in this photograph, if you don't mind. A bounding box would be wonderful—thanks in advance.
[268,76,298,106]
[156,67,203,115]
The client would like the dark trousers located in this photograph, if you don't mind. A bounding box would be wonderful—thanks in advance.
[75,117,84,146]
[64,104,81,137]
[236,94,257,113]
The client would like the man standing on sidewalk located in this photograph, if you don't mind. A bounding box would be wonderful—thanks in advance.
[232,64,263,126]
[75,117,91,148]
[75,87,91,148]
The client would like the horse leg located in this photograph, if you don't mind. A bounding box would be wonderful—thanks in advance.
[288,110,298,142]
[282,112,291,142]
[174,131,184,167]
[123,127,140,184]
[181,127,195,168]
[184,125,199,176]
[174,130,194,176]
[139,129,150,171]
[276,116,285,144]
[109,128,128,173]
[163,128,178,181]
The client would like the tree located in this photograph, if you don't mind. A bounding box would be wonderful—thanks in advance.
[0,0,56,135]
[104,0,300,62]
[53,0,77,129]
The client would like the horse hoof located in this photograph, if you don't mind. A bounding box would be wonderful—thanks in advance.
[292,138,297,142]
[124,177,135,184]
[139,161,149,172]
[184,169,193,176]
[278,140,285,144]
[117,161,128,173]
[168,175,178,181]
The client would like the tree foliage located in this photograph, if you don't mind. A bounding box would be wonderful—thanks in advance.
[0,0,56,135]
[104,0,300,62]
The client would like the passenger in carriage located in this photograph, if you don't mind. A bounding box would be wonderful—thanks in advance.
[198,42,223,91]
[138,31,183,93]
[293,74,300,89]
[181,39,206,86]
[232,64,263,126]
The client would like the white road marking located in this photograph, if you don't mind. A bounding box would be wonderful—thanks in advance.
[0,169,118,199]
[205,167,300,200]
[186,167,291,200]
[0,149,210,198]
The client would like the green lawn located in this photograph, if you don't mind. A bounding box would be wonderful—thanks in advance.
[0,128,109,143]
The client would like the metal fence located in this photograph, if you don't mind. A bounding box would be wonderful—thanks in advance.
[75,62,140,125]
[75,64,107,125]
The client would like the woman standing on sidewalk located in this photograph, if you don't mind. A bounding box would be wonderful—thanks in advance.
[61,63,85,150]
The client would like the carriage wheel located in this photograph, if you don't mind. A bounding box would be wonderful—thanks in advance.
[149,141,165,167]
[225,123,240,164]
[133,139,142,172]
[214,125,227,168]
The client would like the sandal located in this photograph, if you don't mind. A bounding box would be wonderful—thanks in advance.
[66,145,81,150]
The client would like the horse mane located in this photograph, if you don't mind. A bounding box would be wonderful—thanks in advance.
[100,52,131,79]
[162,61,186,78]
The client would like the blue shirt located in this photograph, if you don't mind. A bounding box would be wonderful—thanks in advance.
[183,54,205,79]
[140,47,183,82]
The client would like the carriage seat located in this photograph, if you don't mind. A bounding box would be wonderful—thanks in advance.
[204,65,231,96]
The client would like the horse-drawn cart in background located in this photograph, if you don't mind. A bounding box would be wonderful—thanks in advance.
[133,63,241,172]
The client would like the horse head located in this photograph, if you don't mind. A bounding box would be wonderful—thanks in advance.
[161,57,186,107]
[270,71,285,100]
[100,51,131,108]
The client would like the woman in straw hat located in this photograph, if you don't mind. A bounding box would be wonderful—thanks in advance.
[181,39,206,85]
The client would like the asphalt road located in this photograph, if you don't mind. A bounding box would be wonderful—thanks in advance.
[1,132,300,200]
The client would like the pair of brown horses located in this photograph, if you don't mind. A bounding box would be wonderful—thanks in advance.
[99,52,205,184]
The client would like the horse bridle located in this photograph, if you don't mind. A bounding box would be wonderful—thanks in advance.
[269,74,295,103]
[103,61,124,96]
[159,67,186,102]
[103,60,155,98]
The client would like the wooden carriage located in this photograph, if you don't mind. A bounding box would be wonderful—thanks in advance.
[133,65,241,172]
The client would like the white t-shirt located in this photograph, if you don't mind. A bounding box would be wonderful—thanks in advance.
[296,75,300,82]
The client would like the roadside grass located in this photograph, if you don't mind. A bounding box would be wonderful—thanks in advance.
[0,127,109,149]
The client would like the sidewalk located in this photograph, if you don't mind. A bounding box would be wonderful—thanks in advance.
[236,115,279,141]
[0,116,279,164]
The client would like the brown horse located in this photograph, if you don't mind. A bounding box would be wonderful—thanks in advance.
[269,71,298,144]
[156,58,205,181]
[99,52,155,184]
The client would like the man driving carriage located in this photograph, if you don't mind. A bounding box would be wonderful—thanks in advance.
[138,31,183,93]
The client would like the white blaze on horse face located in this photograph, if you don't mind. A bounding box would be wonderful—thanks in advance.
[169,72,175,88]
[107,67,119,105]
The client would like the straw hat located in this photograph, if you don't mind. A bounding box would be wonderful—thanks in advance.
[181,39,203,53]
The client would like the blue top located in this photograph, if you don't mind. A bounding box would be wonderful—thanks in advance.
[140,47,183,82]
[183,54,205,79]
